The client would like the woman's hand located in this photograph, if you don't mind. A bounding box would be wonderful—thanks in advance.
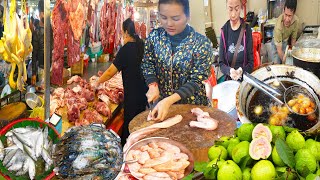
[230,68,238,80]
[146,84,160,103]
[235,67,243,80]
[151,97,173,121]
[230,67,243,80]
[150,93,181,121]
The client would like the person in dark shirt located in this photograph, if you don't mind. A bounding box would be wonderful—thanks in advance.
[219,0,253,81]
[95,18,148,146]
[31,1,44,85]
[33,19,40,30]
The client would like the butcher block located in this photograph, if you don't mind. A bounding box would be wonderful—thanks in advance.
[59,102,119,135]
[129,104,237,162]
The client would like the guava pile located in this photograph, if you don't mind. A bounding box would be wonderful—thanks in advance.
[200,123,320,180]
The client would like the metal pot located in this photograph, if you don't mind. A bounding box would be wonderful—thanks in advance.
[236,65,320,133]
[292,48,320,78]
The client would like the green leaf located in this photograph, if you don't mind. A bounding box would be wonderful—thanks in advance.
[194,161,209,172]
[240,156,252,170]
[275,138,295,169]
[283,126,297,133]
[296,173,305,180]
[182,173,193,180]
[274,174,286,180]
[204,166,218,180]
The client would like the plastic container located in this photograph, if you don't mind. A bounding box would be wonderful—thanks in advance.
[0,118,60,180]
[83,54,89,68]
[89,41,102,54]
[71,57,84,76]
[212,80,240,120]
[252,32,262,69]
[86,47,103,59]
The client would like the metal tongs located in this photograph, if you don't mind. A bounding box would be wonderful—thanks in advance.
[243,71,284,105]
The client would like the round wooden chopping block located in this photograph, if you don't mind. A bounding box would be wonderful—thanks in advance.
[0,102,27,128]
[129,104,237,162]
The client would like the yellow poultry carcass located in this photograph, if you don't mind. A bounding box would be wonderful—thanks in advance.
[0,0,32,91]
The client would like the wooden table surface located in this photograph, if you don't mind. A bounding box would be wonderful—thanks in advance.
[129,104,237,162]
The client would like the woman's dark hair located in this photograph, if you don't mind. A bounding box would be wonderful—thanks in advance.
[284,0,297,13]
[122,18,144,65]
[158,0,190,17]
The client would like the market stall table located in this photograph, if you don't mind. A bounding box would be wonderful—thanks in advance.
[129,104,237,162]
[53,62,123,135]
[0,102,27,128]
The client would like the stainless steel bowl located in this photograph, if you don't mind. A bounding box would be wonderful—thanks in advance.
[124,137,194,179]
[25,92,43,109]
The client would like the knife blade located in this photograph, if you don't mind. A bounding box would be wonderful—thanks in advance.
[147,100,158,121]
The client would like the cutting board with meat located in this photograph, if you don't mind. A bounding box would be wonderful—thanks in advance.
[51,73,124,135]
[129,104,237,161]
[59,102,119,135]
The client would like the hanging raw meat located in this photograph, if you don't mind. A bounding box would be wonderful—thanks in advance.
[99,0,107,45]
[135,21,140,37]
[140,22,147,39]
[88,0,99,43]
[67,26,81,66]
[114,2,124,53]
[125,5,134,20]
[66,0,86,66]
[51,0,68,85]
[100,0,116,54]
[68,1,85,41]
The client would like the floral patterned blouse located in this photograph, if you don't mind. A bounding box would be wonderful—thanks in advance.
[141,26,214,105]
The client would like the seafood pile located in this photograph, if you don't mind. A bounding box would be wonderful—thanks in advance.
[125,140,191,180]
[53,124,123,179]
[0,126,54,179]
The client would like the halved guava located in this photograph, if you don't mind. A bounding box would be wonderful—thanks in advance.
[249,136,272,160]
[252,123,272,142]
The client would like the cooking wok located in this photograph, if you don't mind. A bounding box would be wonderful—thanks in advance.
[292,47,320,78]
[236,65,320,133]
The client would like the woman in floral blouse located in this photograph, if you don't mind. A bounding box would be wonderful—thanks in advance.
[141,0,213,121]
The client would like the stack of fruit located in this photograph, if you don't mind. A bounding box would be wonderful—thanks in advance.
[199,123,320,180]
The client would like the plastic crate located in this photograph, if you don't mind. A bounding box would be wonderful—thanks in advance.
[71,56,84,76]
